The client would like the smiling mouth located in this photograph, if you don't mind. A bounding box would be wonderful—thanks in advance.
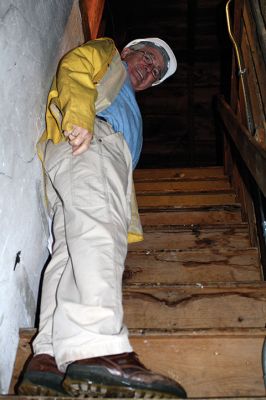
[136,67,144,82]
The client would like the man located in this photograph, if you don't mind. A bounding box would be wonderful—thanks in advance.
[18,37,187,398]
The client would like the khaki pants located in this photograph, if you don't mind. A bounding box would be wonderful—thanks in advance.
[33,119,133,372]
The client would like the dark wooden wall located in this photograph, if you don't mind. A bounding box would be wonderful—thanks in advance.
[103,0,231,168]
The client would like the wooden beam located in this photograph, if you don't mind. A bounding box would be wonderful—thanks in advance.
[217,96,266,197]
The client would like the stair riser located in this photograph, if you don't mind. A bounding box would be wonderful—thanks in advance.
[137,193,236,208]
[124,248,261,284]
[129,229,251,251]
[135,179,231,193]
[134,167,226,181]
[123,287,266,329]
[140,209,243,225]
[131,335,265,398]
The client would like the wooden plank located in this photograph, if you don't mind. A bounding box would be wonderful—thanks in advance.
[131,332,266,398]
[9,330,35,394]
[5,397,266,400]
[123,284,266,329]
[135,179,231,194]
[124,248,261,284]
[134,167,225,181]
[140,206,243,226]
[217,96,266,197]
[137,193,237,208]
[129,225,251,251]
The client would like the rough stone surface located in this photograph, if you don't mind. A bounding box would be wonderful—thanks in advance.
[0,0,74,393]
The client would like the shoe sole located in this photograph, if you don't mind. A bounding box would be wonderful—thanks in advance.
[63,377,182,398]
[18,378,68,397]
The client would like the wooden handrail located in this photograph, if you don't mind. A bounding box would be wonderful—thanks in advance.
[217,95,266,197]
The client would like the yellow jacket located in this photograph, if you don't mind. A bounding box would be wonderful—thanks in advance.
[39,37,143,243]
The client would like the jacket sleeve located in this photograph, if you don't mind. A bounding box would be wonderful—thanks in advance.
[52,43,100,134]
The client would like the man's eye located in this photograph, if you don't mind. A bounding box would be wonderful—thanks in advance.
[153,68,161,78]
[143,54,152,63]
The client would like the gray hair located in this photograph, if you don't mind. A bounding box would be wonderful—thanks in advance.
[128,41,170,78]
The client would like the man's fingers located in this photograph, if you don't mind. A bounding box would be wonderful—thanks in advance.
[63,126,93,155]
[69,131,93,147]
[64,126,91,139]
[72,136,92,156]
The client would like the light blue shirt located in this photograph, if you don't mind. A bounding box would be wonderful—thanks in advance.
[97,65,142,169]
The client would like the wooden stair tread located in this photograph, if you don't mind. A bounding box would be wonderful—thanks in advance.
[137,192,237,208]
[129,224,251,250]
[6,398,266,400]
[123,283,266,329]
[140,206,243,225]
[134,167,226,181]
[124,247,261,284]
[135,179,231,193]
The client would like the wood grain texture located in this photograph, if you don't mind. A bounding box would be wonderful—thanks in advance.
[137,193,237,208]
[123,284,266,329]
[134,167,225,181]
[140,206,243,226]
[129,225,251,251]
[131,333,266,397]
[135,179,231,194]
[124,248,261,284]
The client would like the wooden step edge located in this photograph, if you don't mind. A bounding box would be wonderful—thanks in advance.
[127,246,259,254]
[136,189,234,196]
[3,397,266,400]
[17,326,266,342]
[134,176,230,183]
[129,327,266,338]
[134,167,226,180]
[137,190,236,197]
[141,222,249,232]
[139,204,242,213]
[123,281,266,290]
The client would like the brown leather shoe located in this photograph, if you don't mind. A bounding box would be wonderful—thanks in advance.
[17,353,68,396]
[63,352,187,398]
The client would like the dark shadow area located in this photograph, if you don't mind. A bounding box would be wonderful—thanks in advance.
[103,0,232,169]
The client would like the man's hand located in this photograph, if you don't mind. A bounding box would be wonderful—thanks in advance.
[64,125,93,156]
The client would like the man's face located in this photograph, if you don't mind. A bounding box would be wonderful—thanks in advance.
[121,45,165,91]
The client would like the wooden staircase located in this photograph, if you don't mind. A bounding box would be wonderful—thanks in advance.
[127,166,266,397]
[9,166,266,398]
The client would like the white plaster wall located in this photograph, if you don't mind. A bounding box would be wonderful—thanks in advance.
[0,0,75,393]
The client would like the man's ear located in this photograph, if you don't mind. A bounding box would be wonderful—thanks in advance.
[121,47,131,60]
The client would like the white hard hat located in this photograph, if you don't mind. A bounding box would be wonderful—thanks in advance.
[124,37,177,86]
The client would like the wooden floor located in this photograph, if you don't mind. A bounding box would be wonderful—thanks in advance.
[10,167,266,398]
